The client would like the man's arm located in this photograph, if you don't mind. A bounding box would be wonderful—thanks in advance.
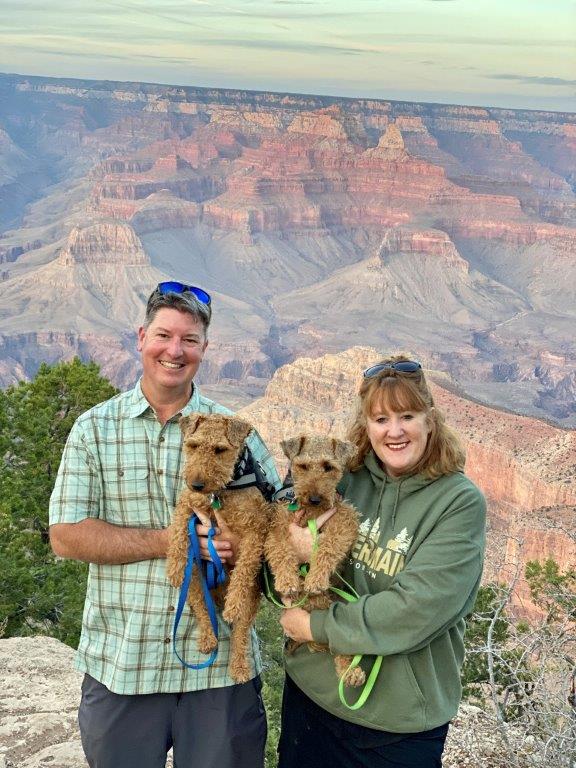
[50,414,170,566]
[50,518,169,565]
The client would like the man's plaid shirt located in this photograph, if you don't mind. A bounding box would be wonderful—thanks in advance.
[49,379,280,695]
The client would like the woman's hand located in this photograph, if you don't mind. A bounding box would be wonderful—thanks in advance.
[194,511,239,565]
[288,506,337,563]
[280,607,313,643]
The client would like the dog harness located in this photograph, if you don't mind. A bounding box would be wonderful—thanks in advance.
[226,444,277,501]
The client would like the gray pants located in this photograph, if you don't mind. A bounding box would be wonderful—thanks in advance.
[79,674,267,768]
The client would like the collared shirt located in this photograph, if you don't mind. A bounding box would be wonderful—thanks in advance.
[49,379,280,695]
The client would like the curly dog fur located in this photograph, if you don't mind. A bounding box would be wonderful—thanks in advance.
[166,412,271,683]
[265,434,364,687]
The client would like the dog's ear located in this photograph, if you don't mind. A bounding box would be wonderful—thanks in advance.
[281,435,306,460]
[332,438,357,467]
[226,417,252,448]
[179,413,203,435]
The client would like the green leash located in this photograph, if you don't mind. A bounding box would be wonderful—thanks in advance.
[338,654,383,710]
[263,516,383,709]
[325,568,383,710]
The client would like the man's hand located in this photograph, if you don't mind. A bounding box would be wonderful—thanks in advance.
[288,506,337,564]
[194,511,240,565]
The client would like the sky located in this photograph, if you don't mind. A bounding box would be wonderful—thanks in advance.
[0,0,574,112]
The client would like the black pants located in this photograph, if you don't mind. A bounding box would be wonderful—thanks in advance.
[79,673,267,768]
[277,675,448,768]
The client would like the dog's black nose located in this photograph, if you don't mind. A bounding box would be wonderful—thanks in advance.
[308,495,322,506]
[191,481,205,491]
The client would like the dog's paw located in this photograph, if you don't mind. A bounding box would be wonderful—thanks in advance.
[273,577,302,597]
[303,575,330,595]
[197,631,218,654]
[342,666,366,688]
[222,605,241,624]
[230,663,251,684]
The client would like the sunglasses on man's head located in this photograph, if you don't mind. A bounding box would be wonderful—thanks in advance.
[363,360,422,378]
[157,281,211,305]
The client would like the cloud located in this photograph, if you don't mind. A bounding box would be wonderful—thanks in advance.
[98,0,213,29]
[341,32,573,48]
[195,38,371,55]
[489,74,576,87]
[13,47,130,61]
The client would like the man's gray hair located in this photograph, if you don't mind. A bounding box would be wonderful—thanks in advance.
[143,288,212,332]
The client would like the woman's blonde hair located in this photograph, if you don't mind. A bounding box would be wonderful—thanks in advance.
[347,355,465,478]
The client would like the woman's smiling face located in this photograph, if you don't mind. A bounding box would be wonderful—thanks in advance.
[366,406,431,477]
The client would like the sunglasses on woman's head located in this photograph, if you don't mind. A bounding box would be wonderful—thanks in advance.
[157,281,211,305]
[363,360,422,378]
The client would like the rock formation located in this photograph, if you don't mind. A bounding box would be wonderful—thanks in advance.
[0,636,85,768]
[59,221,148,265]
[0,635,546,768]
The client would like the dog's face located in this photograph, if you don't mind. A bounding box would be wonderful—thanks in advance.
[280,435,356,510]
[180,413,252,493]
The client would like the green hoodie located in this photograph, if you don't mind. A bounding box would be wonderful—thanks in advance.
[284,450,486,733]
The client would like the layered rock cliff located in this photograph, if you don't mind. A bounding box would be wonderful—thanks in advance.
[59,221,148,265]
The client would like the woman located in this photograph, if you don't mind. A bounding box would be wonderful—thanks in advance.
[279,356,486,768]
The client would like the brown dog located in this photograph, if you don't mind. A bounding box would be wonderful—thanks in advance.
[265,434,364,686]
[166,412,272,683]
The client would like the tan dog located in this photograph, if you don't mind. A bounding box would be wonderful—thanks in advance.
[166,412,272,683]
[265,434,364,687]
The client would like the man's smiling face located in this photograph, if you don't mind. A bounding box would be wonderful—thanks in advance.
[137,308,208,399]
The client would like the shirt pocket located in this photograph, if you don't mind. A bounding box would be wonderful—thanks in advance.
[100,464,151,526]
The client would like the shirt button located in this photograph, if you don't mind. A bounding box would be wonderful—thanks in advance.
[158,469,163,475]
[159,437,165,443]
[168,605,175,612]
[164,637,171,644]
[118,470,124,476]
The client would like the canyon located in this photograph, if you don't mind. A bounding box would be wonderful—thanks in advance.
[0,72,574,425]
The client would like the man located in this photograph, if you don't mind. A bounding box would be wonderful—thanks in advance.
[49,281,280,768]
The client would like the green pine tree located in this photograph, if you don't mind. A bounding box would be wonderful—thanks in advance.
[0,358,117,643]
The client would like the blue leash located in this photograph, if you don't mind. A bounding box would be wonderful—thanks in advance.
[172,514,227,669]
